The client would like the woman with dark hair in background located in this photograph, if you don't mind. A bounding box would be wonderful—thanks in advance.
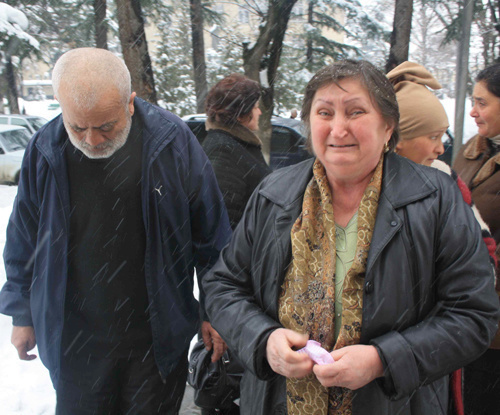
[202,60,499,415]
[196,74,272,414]
[202,73,272,230]
[453,63,500,415]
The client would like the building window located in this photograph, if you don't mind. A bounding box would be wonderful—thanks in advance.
[238,7,250,23]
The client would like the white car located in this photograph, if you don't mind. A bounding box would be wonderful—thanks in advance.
[0,125,31,185]
[0,114,48,135]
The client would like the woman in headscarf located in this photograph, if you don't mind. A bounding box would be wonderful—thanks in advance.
[202,60,499,415]
[387,61,498,415]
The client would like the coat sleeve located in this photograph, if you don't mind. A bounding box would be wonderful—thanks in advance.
[180,128,232,318]
[202,184,283,380]
[371,172,500,400]
[0,142,41,326]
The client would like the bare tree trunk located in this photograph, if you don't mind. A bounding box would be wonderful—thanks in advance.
[243,0,298,162]
[94,0,108,49]
[306,1,314,70]
[115,0,157,104]
[454,0,474,162]
[386,0,413,73]
[5,57,20,114]
[190,0,208,113]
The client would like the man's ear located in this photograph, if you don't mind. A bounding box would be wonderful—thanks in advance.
[128,92,136,116]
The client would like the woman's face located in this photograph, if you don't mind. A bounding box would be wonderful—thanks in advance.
[309,78,393,182]
[239,102,261,132]
[395,129,446,166]
[470,81,500,138]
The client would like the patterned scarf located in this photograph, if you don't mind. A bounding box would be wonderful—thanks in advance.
[278,157,384,415]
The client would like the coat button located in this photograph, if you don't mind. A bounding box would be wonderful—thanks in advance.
[390,220,397,227]
[365,281,374,293]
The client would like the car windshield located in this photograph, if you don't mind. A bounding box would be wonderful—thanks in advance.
[27,117,48,131]
[0,129,31,152]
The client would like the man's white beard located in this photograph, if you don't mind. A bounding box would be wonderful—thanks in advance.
[66,116,132,159]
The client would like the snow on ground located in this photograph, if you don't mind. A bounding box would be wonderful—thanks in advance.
[0,185,56,414]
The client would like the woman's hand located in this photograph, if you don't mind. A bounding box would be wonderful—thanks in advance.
[266,328,314,378]
[313,344,384,390]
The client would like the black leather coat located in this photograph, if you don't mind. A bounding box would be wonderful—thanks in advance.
[203,153,500,415]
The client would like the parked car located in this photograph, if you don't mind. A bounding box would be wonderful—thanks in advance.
[182,114,312,170]
[439,129,454,166]
[0,125,32,185]
[0,114,48,135]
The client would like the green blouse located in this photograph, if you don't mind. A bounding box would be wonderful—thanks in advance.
[334,212,359,341]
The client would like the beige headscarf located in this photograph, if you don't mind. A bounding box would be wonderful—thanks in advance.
[387,61,449,140]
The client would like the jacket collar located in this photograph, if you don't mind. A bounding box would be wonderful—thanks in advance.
[381,152,437,209]
[259,153,436,211]
[259,158,315,210]
[206,119,262,147]
[464,135,490,159]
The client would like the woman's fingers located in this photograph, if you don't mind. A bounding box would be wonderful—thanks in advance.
[266,328,313,378]
[313,345,384,390]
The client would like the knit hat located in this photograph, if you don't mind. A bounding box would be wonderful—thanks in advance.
[387,61,449,141]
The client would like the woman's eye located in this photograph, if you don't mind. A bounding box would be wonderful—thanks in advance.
[350,110,364,116]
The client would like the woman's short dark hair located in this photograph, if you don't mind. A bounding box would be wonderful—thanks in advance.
[301,59,400,151]
[476,63,500,98]
[206,73,261,126]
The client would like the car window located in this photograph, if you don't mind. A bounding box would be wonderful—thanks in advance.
[0,118,8,125]
[0,129,31,152]
[11,118,30,129]
[271,127,298,153]
[28,117,48,131]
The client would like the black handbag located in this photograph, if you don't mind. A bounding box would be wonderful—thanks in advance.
[187,338,243,409]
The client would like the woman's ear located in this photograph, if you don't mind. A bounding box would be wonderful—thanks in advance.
[395,141,404,153]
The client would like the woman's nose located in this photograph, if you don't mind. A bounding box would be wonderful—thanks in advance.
[435,139,444,155]
[470,105,478,118]
[330,116,348,138]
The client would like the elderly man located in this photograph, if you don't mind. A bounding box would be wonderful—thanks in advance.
[0,48,231,414]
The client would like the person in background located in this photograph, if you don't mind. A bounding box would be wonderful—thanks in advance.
[198,74,271,415]
[202,59,499,415]
[203,73,272,230]
[0,48,231,414]
[387,61,497,266]
[453,62,500,415]
[387,61,498,415]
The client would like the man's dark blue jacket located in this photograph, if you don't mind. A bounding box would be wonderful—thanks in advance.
[0,98,231,387]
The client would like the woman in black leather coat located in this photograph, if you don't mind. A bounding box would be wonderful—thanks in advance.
[203,60,499,415]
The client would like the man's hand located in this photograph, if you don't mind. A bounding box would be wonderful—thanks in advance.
[201,321,227,363]
[11,326,37,361]
[266,328,313,378]
[313,344,384,390]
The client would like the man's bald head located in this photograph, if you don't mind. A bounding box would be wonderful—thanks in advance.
[52,48,132,110]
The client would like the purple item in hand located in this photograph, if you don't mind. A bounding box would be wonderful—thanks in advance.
[297,340,334,365]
